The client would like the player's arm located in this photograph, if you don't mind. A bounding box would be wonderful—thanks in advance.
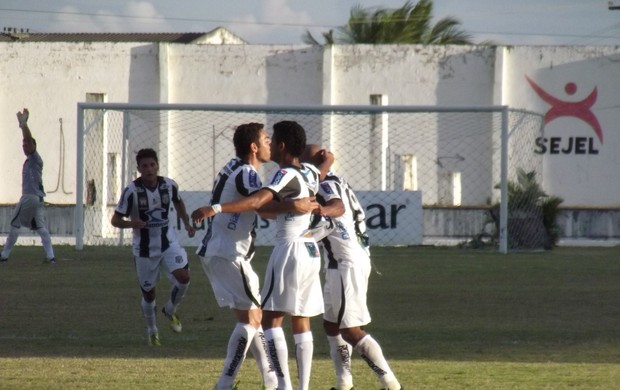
[258,196,318,219]
[315,150,335,181]
[111,212,146,229]
[191,188,275,224]
[173,198,196,238]
[317,198,345,218]
[17,108,34,141]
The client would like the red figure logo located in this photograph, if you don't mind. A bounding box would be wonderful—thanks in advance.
[526,76,603,144]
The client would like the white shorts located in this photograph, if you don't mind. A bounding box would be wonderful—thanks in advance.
[261,239,324,317]
[11,194,46,230]
[322,245,372,328]
[134,245,188,292]
[199,255,261,310]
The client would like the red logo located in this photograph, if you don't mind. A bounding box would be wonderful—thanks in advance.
[526,76,603,144]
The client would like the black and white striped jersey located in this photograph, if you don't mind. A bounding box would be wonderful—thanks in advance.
[114,176,182,257]
[264,163,321,243]
[197,157,262,260]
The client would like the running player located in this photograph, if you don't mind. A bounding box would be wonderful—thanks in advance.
[111,148,196,346]
[303,144,403,390]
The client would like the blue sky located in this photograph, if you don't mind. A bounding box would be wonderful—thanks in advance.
[0,0,619,45]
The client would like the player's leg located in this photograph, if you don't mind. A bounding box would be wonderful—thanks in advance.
[135,256,161,345]
[262,311,291,390]
[347,331,401,390]
[339,257,401,390]
[1,201,25,261]
[162,247,190,333]
[33,201,55,262]
[248,324,278,389]
[323,266,354,390]
[324,320,354,390]
[291,316,314,390]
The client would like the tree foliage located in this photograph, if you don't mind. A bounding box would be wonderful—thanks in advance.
[303,0,472,45]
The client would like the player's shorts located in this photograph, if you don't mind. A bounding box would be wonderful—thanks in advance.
[261,238,324,317]
[199,254,261,310]
[10,194,46,230]
[322,244,372,328]
[134,245,188,292]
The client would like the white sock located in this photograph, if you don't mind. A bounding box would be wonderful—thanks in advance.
[216,323,256,389]
[354,335,400,389]
[328,334,354,389]
[37,227,55,259]
[264,327,292,389]
[1,227,19,258]
[140,298,158,334]
[294,331,314,390]
[250,327,278,388]
[165,281,189,314]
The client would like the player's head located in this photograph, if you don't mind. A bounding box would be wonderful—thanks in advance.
[271,121,306,161]
[300,143,324,166]
[136,148,159,180]
[22,137,36,155]
[233,122,271,163]
[136,148,158,165]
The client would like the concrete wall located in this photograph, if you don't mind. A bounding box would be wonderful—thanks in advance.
[0,42,618,243]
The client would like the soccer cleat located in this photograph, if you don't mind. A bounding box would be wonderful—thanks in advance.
[0,257,8,263]
[330,388,356,390]
[43,258,57,265]
[162,307,182,333]
[148,333,161,346]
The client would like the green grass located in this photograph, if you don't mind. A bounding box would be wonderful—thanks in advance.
[1,245,619,388]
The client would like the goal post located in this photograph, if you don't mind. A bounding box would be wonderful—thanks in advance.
[75,103,544,253]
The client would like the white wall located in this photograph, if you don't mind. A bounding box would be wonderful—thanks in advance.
[1,42,618,208]
[502,46,620,207]
[0,42,160,203]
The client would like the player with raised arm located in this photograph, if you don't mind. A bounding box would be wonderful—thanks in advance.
[1,108,56,264]
[303,144,403,390]
[111,148,196,346]
[195,123,278,389]
[192,121,331,390]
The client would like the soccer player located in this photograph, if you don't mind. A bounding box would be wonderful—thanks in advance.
[111,148,196,346]
[195,123,278,389]
[1,108,56,264]
[192,121,330,390]
[303,144,403,390]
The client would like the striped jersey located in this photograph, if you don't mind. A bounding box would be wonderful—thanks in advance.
[317,172,369,267]
[264,163,321,243]
[197,157,262,260]
[114,176,182,257]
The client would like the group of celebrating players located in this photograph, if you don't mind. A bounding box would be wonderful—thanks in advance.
[111,120,403,390]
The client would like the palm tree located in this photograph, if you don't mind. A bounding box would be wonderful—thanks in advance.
[303,0,472,45]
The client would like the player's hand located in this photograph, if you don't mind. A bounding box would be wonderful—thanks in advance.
[16,108,29,129]
[319,149,335,166]
[191,207,214,224]
[292,197,319,214]
[130,219,147,229]
[185,223,196,238]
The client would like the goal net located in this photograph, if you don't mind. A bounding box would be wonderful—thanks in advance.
[76,103,543,252]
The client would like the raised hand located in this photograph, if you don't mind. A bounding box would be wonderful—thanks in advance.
[16,108,29,129]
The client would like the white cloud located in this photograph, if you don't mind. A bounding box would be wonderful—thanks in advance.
[50,2,171,33]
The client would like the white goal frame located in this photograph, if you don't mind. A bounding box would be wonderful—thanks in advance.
[76,102,510,253]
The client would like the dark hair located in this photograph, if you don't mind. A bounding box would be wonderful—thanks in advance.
[233,123,264,157]
[272,121,306,157]
[136,148,158,165]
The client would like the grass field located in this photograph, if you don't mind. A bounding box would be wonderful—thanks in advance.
[1,245,619,389]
